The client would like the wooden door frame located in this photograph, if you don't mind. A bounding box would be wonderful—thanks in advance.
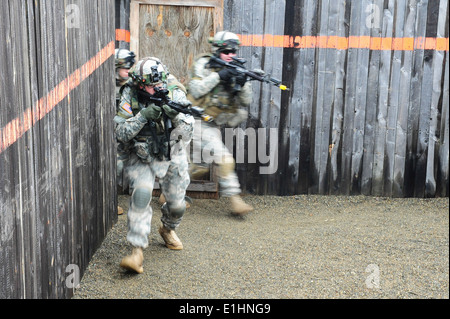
[129,0,224,61]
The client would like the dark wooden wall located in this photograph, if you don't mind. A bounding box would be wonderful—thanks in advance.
[0,0,116,299]
[225,0,449,197]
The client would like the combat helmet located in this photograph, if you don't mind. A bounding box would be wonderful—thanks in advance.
[129,57,169,87]
[209,31,241,54]
[115,48,136,69]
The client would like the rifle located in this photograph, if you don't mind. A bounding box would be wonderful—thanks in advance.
[136,87,212,159]
[137,87,212,122]
[209,55,289,92]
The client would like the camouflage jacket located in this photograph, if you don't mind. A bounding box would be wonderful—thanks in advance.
[114,81,194,162]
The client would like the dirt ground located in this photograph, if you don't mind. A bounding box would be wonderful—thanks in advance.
[72,194,449,299]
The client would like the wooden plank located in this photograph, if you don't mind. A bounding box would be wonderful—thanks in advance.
[341,0,363,195]
[260,0,285,195]
[392,0,417,197]
[384,0,408,196]
[153,180,218,192]
[64,0,83,297]
[280,0,300,195]
[55,0,71,298]
[237,0,263,194]
[414,0,434,197]
[425,0,448,197]
[292,1,319,193]
[18,0,41,298]
[227,0,263,194]
[361,0,384,195]
[39,0,58,297]
[350,0,372,195]
[245,0,265,194]
[22,1,42,298]
[0,0,18,299]
[439,49,449,196]
[321,0,341,195]
[300,0,319,195]
[311,0,330,194]
[329,0,347,194]
[372,0,395,196]
[404,0,428,196]
[8,0,24,298]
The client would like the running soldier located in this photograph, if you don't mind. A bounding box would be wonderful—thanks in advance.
[187,31,253,216]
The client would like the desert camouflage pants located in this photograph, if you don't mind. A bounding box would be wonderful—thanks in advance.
[192,120,241,197]
[124,149,190,248]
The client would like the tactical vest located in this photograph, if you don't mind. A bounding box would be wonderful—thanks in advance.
[119,76,187,133]
[119,77,187,161]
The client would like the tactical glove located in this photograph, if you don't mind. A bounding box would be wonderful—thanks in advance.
[162,104,179,119]
[140,104,162,121]
[235,73,247,86]
[218,68,239,83]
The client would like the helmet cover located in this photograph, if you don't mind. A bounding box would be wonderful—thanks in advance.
[115,49,136,69]
[129,57,168,86]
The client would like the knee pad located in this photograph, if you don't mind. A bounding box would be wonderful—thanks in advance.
[132,187,152,210]
[219,156,235,177]
[162,202,186,219]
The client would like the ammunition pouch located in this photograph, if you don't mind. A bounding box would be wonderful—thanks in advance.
[187,90,247,127]
[133,135,178,162]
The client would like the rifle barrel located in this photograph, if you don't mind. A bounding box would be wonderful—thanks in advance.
[211,56,289,91]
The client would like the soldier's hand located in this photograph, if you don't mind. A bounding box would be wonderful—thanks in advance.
[140,104,162,121]
[218,68,238,83]
[162,104,179,119]
[235,73,247,86]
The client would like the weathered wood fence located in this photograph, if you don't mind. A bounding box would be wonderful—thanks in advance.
[118,0,449,197]
[0,0,116,298]
[227,0,449,197]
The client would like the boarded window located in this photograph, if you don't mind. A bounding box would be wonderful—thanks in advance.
[131,1,223,84]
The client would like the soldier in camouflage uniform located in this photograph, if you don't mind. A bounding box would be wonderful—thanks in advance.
[187,31,253,216]
[115,49,135,215]
[115,49,136,106]
[114,57,194,274]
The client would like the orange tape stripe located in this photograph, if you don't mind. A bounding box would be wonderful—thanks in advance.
[238,34,449,51]
[117,30,448,50]
[0,41,115,154]
[116,29,130,42]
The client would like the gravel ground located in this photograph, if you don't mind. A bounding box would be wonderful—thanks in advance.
[72,194,449,299]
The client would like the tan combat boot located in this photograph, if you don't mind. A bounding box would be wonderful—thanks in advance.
[159,225,183,250]
[120,248,144,274]
[117,206,124,215]
[158,194,166,205]
[230,195,254,215]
